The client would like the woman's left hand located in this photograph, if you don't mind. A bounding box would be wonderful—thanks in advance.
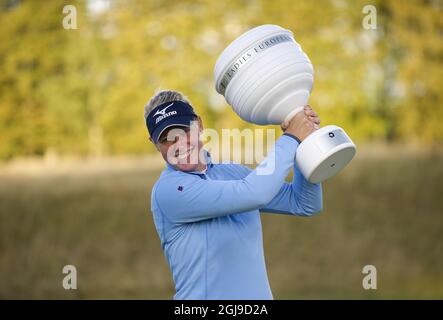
[303,105,321,130]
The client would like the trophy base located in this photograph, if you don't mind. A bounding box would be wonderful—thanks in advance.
[295,125,356,183]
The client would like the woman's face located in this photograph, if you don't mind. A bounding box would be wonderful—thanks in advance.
[154,118,204,172]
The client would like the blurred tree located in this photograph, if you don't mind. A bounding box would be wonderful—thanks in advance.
[0,0,442,160]
[380,0,443,144]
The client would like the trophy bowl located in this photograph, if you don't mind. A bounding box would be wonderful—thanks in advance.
[214,24,356,183]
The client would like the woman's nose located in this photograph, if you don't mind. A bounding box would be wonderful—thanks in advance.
[173,132,189,146]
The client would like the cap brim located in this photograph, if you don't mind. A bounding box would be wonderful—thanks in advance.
[151,115,197,144]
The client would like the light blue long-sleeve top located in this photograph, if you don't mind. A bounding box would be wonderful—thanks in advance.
[150,134,323,300]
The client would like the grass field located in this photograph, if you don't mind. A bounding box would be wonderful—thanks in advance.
[0,146,442,299]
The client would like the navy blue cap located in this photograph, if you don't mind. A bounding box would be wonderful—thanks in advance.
[145,100,197,143]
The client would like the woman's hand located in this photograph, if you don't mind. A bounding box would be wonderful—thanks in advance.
[281,105,321,141]
[303,105,320,129]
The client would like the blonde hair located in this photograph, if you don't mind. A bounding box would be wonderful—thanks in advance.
[144,89,192,119]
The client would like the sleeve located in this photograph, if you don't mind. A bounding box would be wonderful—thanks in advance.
[153,134,299,223]
[230,141,323,216]
[259,164,323,216]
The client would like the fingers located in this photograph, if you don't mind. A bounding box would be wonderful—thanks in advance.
[308,115,320,125]
[304,105,317,117]
[284,107,319,140]
[302,115,317,130]
[280,120,289,131]
[304,105,320,126]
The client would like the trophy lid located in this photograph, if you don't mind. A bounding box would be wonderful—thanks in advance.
[214,24,294,95]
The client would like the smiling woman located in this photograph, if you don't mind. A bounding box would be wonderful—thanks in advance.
[144,92,205,173]
[143,88,323,300]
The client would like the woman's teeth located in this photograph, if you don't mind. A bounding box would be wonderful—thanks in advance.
[177,146,195,159]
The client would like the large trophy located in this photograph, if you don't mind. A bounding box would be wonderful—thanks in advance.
[214,24,356,183]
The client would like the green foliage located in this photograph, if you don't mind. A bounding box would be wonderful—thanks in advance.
[0,0,442,159]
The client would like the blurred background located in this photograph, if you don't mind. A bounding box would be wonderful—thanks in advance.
[0,0,442,299]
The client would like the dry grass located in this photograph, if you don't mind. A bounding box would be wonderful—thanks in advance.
[0,145,442,299]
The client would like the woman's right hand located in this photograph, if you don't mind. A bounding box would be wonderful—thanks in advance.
[281,105,319,142]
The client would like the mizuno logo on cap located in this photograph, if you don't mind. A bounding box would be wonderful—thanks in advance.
[155,111,177,124]
[153,102,178,124]
[154,103,174,117]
